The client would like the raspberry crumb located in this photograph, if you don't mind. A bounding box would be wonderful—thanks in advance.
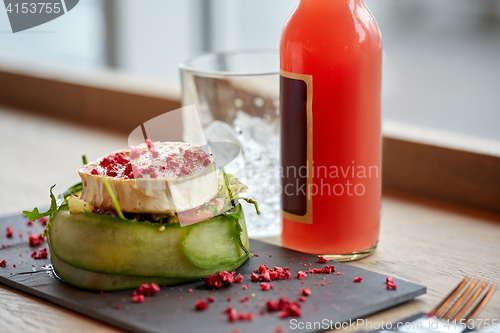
[31,248,48,259]
[130,147,141,159]
[6,227,13,238]
[239,296,249,303]
[225,307,237,322]
[0,260,6,267]
[234,273,243,283]
[146,139,154,149]
[188,289,193,293]
[297,271,307,280]
[204,271,236,289]
[267,297,302,318]
[317,256,329,263]
[195,299,209,311]
[251,265,291,282]
[29,234,44,247]
[387,282,398,290]
[302,288,311,296]
[354,277,363,283]
[386,276,395,284]
[133,294,145,303]
[250,272,260,282]
[207,297,215,303]
[298,296,307,302]
[134,283,160,297]
[116,305,122,310]
[260,282,271,291]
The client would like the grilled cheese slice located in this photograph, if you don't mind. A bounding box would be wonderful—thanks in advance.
[79,141,218,214]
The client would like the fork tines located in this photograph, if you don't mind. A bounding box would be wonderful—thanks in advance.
[428,276,497,321]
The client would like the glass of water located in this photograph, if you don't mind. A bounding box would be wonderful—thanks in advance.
[179,50,280,237]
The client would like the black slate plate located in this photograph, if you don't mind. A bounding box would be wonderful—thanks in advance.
[0,213,425,333]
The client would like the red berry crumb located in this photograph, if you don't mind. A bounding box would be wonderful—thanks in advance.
[31,248,48,259]
[260,282,271,291]
[298,296,307,302]
[115,305,122,310]
[91,168,100,176]
[204,271,237,289]
[224,307,254,322]
[225,307,237,322]
[386,276,395,284]
[130,147,141,159]
[0,260,6,267]
[250,265,291,282]
[132,294,145,303]
[234,273,243,283]
[29,234,44,247]
[6,227,13,238]
[146,139,154,149]
[317,256,329,263]
[266,300,280,311]
[297,271,307,280]
[354,277,363,283]
[207,297,215,303]
[302,288,311,296]
[266,297,302,318]
[387,282,398,290]
[195,299,209,311]
[135,283,160,297]
[38,216,49,225]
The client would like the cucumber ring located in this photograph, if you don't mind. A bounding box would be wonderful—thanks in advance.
[48,205,249,291]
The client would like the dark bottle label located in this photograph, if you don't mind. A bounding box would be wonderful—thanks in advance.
[280,70,313,224]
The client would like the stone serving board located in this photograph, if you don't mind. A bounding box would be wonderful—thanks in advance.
[0,213,425,333]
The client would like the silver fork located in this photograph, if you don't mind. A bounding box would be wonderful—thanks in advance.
[397,276,497,333]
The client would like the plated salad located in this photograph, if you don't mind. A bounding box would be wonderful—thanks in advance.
[24,141,258,291]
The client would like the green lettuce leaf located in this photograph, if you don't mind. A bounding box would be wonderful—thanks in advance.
[220,204,251,257]
[23,184,58,221]
[62,182,83,199]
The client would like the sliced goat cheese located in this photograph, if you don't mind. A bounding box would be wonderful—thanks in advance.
[79,141,218,214]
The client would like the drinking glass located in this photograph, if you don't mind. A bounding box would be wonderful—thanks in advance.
[179,50,280,237]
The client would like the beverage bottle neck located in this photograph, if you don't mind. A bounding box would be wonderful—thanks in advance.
[296,0,366,12]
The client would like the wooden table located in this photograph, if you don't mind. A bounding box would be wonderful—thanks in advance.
[1,107,499,332]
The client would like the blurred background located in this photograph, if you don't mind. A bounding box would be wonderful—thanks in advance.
[1,0,499,223]
[0,0,499,140]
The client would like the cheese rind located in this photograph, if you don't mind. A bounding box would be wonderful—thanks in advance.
[79,142,218,214]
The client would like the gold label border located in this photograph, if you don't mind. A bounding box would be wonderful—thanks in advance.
[280,69,313,224]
